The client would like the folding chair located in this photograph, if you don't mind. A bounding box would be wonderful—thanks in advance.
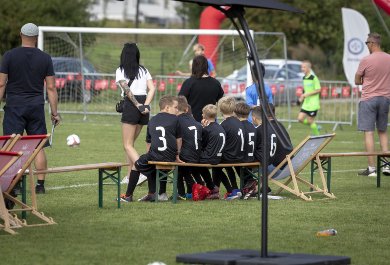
[268,134,336,201]
[0,134,55,228]
[0,151,23,234]
[0,134,20,151]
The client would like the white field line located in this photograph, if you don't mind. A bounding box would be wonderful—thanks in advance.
[46,168,364,191]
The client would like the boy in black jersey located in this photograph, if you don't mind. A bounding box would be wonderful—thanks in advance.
[120,95,182,202]
[212,96,245,200]
[176,96,202,199]
[197,104,225,199]
[252,105,293,181]
[235,102,256,163]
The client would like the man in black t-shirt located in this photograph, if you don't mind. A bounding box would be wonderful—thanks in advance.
[120,95,182,202]
[0,23,60,194]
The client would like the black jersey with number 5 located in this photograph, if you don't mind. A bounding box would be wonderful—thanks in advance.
[241,120,257,162]
[220,116,245,163]
[178,113,202,163]
[146,112,181,162]
[254,120,293,166]
[200,122,226,165]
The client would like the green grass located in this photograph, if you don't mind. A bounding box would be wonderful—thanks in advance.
[1,113,389,265]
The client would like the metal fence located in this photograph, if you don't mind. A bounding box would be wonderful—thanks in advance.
[51,73,359,130]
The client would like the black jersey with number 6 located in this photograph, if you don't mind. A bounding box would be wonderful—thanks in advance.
[254,120,293,166]
[220,116,245,162]
[241,120,257,162]
[146,112,181,162]
[200,122,226,165]
[178,113,202,163]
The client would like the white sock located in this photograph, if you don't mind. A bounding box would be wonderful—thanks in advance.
[368,166,376,172]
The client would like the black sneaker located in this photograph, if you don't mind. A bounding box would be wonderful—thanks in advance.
[357,168,377,177]
[137,193,156,202]
[35,185,46,194]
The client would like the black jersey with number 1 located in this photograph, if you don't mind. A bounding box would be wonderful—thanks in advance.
[178,113,202,163]
[146,112,181,162]
[220,116,245,163]
[199,122,226,165]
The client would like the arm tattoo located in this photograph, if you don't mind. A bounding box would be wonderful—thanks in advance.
[117,80,140,106]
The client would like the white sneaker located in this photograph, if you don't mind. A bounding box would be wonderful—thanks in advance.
[383,165,390,176]
[158,193,169,201]
[136,173,148,186]
[121,175,129,184]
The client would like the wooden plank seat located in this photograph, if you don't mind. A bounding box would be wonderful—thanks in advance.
[148,161,261,203]
[30,162,129,209]
[310,151,390,191]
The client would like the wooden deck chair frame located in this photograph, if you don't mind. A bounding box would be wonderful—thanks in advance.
[0,134,21,151]
[0,151,23,235]
[1,134,55,228]
[268,133,336,201]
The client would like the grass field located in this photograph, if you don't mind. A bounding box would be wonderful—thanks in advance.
[0,113,389,265]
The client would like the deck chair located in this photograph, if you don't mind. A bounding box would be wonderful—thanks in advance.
[0,134,55,229]
[0,151,23,234]
[268,133,336,201]
[0,134,20,151]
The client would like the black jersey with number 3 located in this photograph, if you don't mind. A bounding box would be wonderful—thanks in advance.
[200,122,226,165]
[146,112,181,162]
[178,113,202,163]
[254,120,293,166]
[220,116,245,162]
[241,120,257,162]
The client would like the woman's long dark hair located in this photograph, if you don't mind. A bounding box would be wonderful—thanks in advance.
[191,55,209,79]
[119,43,146,80]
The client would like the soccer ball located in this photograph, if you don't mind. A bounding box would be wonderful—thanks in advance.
[66,134,80,147]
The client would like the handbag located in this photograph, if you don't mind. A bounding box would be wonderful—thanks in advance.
[115,78,134,113]
[115,99,125,113]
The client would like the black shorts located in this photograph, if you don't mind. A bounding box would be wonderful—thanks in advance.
[121,95,150,125]
[134,154,155,177]
[3,104,49,147]
[300,109,318,117]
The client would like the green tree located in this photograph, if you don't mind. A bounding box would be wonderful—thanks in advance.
[182,0,390,79]
[0,0,97,55]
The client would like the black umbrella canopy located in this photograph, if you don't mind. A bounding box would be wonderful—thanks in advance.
[173,0,303,13]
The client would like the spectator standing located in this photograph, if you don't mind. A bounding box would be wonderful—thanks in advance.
[178,55,224,122]
[0,23,60,194]
[176,43,217,77]
[297,60,321,136]
[246,63,273,123]
[355,32,390,177]
[116,43,156,185]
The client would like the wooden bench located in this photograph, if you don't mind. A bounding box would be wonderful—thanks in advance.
[25,162,129,208]
[310,152,390,191]
[148,161,261,203]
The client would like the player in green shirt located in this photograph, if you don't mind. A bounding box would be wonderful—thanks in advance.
[297,60,321,135]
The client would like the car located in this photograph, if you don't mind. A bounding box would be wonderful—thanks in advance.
[52,57,104,102]
[221,62,303,103]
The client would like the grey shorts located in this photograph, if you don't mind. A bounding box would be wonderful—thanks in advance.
[358,96,390,132]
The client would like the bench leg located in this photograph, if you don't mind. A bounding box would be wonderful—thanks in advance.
[99,167,121,208]
[155,170,160,203]
[326,158,332,192]
[22,175,27,220]
[172,166,178,204]
[377,156,381,188]
[98,169,103,208]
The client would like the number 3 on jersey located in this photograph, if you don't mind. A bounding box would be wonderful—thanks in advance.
[156,126,167,151]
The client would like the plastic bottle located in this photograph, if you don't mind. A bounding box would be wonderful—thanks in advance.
[316,229,337,237]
